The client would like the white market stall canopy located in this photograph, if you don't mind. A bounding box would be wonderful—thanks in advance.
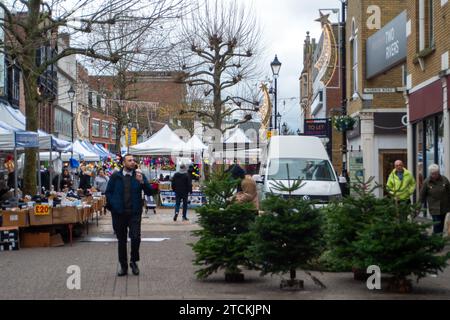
[129,125,187,156]
[186,135,208,152]
[0,120,39,149]
[73,140,100,161]
[39,151,81,162]
[0,101,71,151]
[224,128,253,143]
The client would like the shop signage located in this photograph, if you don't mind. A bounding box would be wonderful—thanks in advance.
[159,191,205,208]
[366,10,407,79]
[303,118,330,138]
[374,112,407,135]
[363,88,396,94]
[15,132,39,148]
[34,204,50,216]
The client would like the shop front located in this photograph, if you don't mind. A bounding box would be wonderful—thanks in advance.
[409,76,449,197]
[347,111,407,197]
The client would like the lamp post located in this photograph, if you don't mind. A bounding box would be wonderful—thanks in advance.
[339,0,349,196]
[281,122,288,136]
[127,121,132,153]
[67,85,75,159]
[270,55,281,132]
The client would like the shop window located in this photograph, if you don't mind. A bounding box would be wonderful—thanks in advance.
[92,119,100,137]
[425,117,435,175]
[102,121,110,138]
[416,122,424,191]
[438,115,445,174]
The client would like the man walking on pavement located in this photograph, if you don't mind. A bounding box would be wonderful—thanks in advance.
[105,154,157,277]
[386,160,416,204]
[171,164,192,222]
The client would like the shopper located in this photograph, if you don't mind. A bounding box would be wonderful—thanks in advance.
[386,160,416,204]
[60,168,73,191]
[419,164,450,235]
[105,154,157,277]
[78,165,92,191]
[94,169,109,194]
[171,164,192,222]
[235,174,259,210]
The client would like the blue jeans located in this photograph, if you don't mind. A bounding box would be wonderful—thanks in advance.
[432,215,445,234]
[175,195,189,218]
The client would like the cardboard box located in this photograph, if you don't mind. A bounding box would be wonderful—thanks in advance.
[0,209,29,228]
[52,207,79,224]
[21,232,51,248]
[29,207,53,226]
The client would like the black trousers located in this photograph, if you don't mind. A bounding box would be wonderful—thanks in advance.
[112,213,142,266]
[175,194,189,218]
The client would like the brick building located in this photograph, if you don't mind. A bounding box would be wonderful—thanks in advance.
[88,71,186,147]
[405,0,450,198]
[300,17,344,174]
[344,0,409,196]
[75,64,117,152]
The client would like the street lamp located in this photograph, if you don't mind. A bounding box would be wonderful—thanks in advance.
[67,85,75,159]
[276,112,282,133]
[127,121,133,153]
[270,55,282,132]
[281,122,288,135]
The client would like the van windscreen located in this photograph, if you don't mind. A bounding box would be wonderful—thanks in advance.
[267,158,335,182]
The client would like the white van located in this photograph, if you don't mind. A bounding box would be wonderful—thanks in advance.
[255,136,342,205]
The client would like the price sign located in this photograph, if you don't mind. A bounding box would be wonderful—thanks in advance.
[34,204,50,216]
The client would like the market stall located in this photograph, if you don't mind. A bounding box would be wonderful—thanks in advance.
[130,125,206,208]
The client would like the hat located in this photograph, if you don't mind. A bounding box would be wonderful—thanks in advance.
[179,164,187,173]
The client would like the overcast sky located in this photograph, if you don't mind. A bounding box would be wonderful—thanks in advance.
[250,0,340,131]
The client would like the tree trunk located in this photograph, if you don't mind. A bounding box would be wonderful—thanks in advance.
[290,268,296,280]
[22,71,39,195]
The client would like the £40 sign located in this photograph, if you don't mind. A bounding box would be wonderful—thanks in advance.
[35,204,50,216]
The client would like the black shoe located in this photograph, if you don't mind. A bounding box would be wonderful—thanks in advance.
[173,213,179,221]
[117,266,128,277]
[130,262,140,275]
[182,217,189,221]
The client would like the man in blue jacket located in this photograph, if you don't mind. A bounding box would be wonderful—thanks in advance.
[105,154,157,276]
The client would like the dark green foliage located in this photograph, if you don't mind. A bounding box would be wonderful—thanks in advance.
[247,194,324,278]
[190,168,257,280]
[200,168,240,207]
[325,175,450,285]
[323,177,392,271]
[352,210,450,283]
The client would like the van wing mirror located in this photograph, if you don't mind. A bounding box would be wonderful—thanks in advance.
[253,175,265,184]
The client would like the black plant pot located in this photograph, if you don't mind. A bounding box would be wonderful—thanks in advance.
[280,279,304,290]
[352,267,370,282]
[225,273,245,283]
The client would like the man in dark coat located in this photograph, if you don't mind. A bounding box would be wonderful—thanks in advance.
[105,154,157,276]
[419,164,450,234]
[171,164,192,222]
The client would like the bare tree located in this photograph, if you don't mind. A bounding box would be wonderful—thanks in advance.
[175,0,262,134]
[0,0,184,195]
[87,2,184,149]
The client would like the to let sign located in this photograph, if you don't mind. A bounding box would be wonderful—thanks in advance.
[34,204,50,216]
[303,119,330,137]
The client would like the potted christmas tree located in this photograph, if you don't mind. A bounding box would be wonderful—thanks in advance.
[351,200,450,293]
[190,168,257,282]
[247,164,325,290]
[324,176,388,280]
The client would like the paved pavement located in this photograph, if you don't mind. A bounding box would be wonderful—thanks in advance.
[0,208,449,300]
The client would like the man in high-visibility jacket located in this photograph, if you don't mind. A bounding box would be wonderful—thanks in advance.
[386,160,416,202]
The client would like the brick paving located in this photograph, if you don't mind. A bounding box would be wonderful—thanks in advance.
[0,208,449,300]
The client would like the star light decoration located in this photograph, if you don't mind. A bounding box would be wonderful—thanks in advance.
[314,11,333,71]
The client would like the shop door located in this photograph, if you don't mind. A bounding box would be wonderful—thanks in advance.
[380,151,407,196]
